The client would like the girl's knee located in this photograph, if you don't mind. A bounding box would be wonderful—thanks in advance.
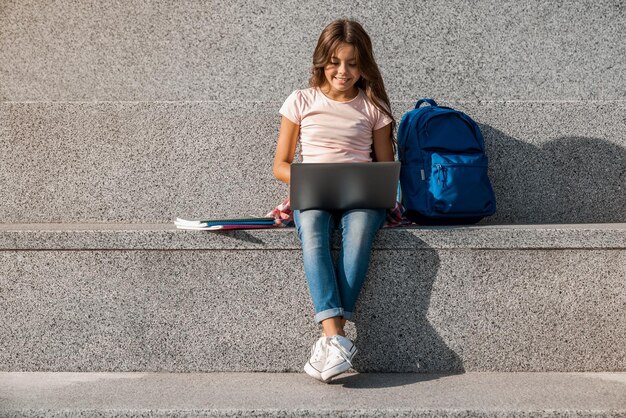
[295,209,335,240]
[342,208,385,231]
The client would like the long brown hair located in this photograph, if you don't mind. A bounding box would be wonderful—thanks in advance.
[308,19,396,160]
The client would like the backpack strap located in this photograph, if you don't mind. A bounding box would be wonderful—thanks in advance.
[415,98,438,109]
[397,110,421,162]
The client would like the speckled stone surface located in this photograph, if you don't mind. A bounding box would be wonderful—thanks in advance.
[1,1,624,101]
[1,101,625,224]
[1,248,624,372]
[1,372,625,417]
[0,223,624,250]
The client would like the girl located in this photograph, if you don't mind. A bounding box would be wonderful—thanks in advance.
[272,19,397,382]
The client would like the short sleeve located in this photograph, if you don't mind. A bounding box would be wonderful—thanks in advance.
[373,102,393,130]
[279,90,302,125]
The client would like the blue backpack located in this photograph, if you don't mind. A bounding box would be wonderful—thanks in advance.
[397,98,496,225]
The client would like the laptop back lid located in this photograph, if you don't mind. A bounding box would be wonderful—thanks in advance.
[290,162,400,210]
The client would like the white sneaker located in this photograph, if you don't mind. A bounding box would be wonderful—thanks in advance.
[304,336,331,382]
[320,335,358,381]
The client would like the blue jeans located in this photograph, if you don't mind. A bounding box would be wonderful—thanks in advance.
[293,208,387,324]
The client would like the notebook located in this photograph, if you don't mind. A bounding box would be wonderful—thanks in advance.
[174,217,277,230]
[290,162,401,210]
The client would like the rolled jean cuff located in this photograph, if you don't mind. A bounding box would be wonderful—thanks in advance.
[343,311,353,321]
[314,307,344,324]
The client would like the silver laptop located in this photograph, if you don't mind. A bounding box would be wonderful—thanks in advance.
[290,162,401,210]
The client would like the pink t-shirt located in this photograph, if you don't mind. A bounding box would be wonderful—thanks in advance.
[279,86,393,163]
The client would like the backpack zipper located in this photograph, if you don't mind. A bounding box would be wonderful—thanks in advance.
[435,164,447,187]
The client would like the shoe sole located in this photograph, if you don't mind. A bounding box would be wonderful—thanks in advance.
[320,347,358,381]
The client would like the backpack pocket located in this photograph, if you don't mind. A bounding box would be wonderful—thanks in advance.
[428,153,495,216]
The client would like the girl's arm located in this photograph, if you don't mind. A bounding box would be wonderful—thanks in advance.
[372,123,395,162]
[273,116,300,185]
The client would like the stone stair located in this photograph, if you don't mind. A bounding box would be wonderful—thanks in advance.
[1,223,625,374]
[1,0,624,416]
[2,372,626,417]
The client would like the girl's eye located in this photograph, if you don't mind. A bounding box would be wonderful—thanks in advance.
[330,62,357,67]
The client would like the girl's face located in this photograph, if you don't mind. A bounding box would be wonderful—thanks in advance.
[322,43,361,97]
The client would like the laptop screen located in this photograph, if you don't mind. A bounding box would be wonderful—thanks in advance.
[290,162,400,210]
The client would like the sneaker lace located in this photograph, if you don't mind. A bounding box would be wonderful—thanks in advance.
[329,339,353,366]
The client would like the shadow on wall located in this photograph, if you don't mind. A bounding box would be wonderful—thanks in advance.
[328,230,464,388]
[480,124,626,224]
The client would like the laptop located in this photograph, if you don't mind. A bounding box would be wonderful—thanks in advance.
[290,162,401,210]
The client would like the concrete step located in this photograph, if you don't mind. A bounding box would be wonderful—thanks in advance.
[1,223,624,372]
[1,1,623,101]
[1,101,625,224]
[1,222,625,250]
[1,372,625,417]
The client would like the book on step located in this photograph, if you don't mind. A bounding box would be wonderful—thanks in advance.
[174,217,277,230]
